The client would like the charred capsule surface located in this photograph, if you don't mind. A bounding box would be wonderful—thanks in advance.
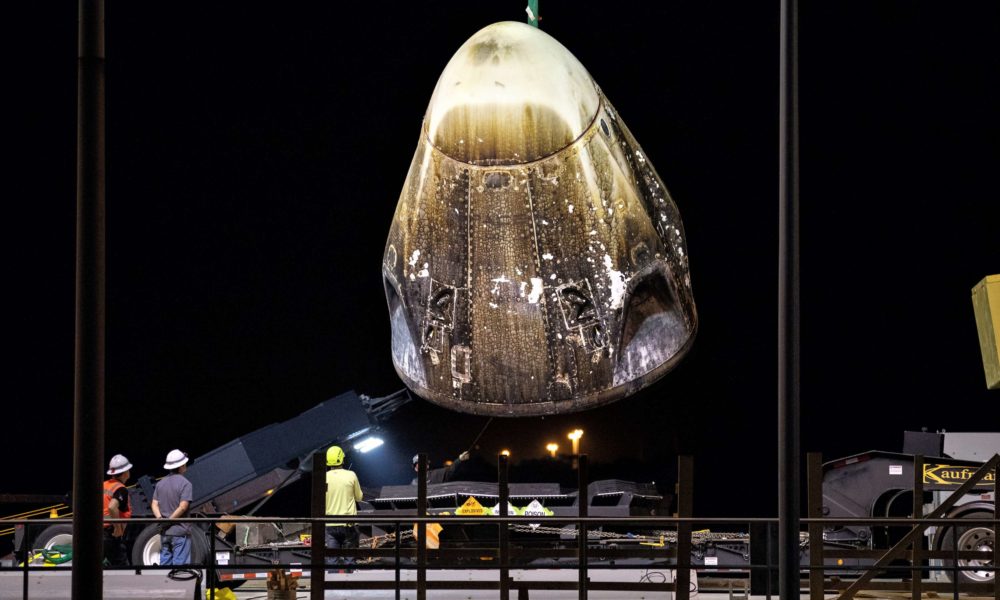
[383,22,696,416]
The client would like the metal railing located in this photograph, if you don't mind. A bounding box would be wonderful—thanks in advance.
[4,514,997,599]
[1,453,996,599]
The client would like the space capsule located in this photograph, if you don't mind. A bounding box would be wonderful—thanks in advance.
[383,22,696,416]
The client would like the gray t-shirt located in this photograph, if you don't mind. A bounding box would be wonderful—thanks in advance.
[153,473,193,536]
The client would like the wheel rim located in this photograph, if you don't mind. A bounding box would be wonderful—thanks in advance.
[42,533,73,550]
[142,533,162,565]
[957,526,995,582]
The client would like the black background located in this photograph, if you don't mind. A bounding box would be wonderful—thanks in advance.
[5,2,998,518]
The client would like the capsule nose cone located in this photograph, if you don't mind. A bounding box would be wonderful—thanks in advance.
[426,21,600,165]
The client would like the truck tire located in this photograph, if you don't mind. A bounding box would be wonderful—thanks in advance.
[131,524,209,566]
[938,509,995,584]
[131,525,244,589]
[33,524,75,552]
[132,524,162,565]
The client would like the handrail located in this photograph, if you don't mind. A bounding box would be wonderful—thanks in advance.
[6,515,999,525]
[4,453,996,600]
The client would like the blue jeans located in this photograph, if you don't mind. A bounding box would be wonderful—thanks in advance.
[160,534,191,566]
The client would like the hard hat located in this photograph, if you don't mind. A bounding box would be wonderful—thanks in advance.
[326,445,345,467]
[107,454,133,476]
[412,454,420,465]
[163,449,189,470]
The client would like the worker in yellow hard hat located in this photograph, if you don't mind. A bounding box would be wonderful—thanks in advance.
[324,445,362,570]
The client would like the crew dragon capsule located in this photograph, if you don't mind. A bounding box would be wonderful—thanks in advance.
[383,22,696,416]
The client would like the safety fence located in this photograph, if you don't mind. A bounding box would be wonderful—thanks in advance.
[0,452,996,600]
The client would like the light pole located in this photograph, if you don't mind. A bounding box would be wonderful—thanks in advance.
[568,429,583,455]
[545,443,559,458]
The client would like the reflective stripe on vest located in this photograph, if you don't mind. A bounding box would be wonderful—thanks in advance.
[103,479,131,526]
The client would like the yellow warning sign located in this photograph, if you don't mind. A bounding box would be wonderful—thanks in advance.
[455,496,489,515]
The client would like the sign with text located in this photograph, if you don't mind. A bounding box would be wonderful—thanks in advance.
[455,496,490,515]
[923,463,996,486]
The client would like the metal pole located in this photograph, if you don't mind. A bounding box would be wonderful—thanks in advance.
[22,525,30,600]
[310,452,325,600]
[72,0,106,598]
[417,453,427,600]
[499,453,510,600]
[911,455,924,600]
[676,456,693,600]
[578,454,588,600]
[778,0,801,599]
[767,523,774,600]
[806,453,823,600]
[951,525,958,600]
[993,461,998,600]
[209,525,216,600]
[394,519,401,600]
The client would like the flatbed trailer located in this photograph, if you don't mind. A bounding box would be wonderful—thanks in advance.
[13,389,410,577]
[10,420,995,589]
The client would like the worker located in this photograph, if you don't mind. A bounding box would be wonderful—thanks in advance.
[324,445,362,569]
[152,449,193,566]
[411,450,470,484]
[103,454,133,566]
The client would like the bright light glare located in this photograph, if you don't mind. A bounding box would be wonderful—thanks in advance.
[567,429,584,441]
[353,437,385,453]
[546,443,559,453]
[500,449,511,457]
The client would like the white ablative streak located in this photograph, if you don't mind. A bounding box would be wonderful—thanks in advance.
[528,277,544,303]
[604,254,627,309]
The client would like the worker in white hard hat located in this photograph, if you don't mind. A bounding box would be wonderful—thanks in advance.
[103,454,133,566]
[151,449,193,566]
[324,445,362,570]
[410,454,420,484]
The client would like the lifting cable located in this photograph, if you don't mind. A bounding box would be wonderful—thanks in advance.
[464,417,493,457]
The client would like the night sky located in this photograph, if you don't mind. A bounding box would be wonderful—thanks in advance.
[5,2,998,518]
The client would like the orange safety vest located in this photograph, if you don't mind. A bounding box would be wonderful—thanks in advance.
[103,479,131,527]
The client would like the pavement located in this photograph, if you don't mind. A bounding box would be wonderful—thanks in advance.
[223,568,708,600]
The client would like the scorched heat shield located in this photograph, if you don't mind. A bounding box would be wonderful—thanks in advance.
[383,22,696,416]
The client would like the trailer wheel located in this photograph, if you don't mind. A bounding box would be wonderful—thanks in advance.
[34,524,75,552]
[131,525,244,589]
[131,524,209,566]
[938,509,995,584]
[132,524,162,566]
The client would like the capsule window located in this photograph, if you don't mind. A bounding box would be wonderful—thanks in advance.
[559,285,598,326]
[484,171,511,189]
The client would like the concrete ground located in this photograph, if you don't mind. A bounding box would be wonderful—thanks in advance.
[0,568,696,600]
[225,568,686,599]
[222,569,770,600]
[2,569,950,600]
